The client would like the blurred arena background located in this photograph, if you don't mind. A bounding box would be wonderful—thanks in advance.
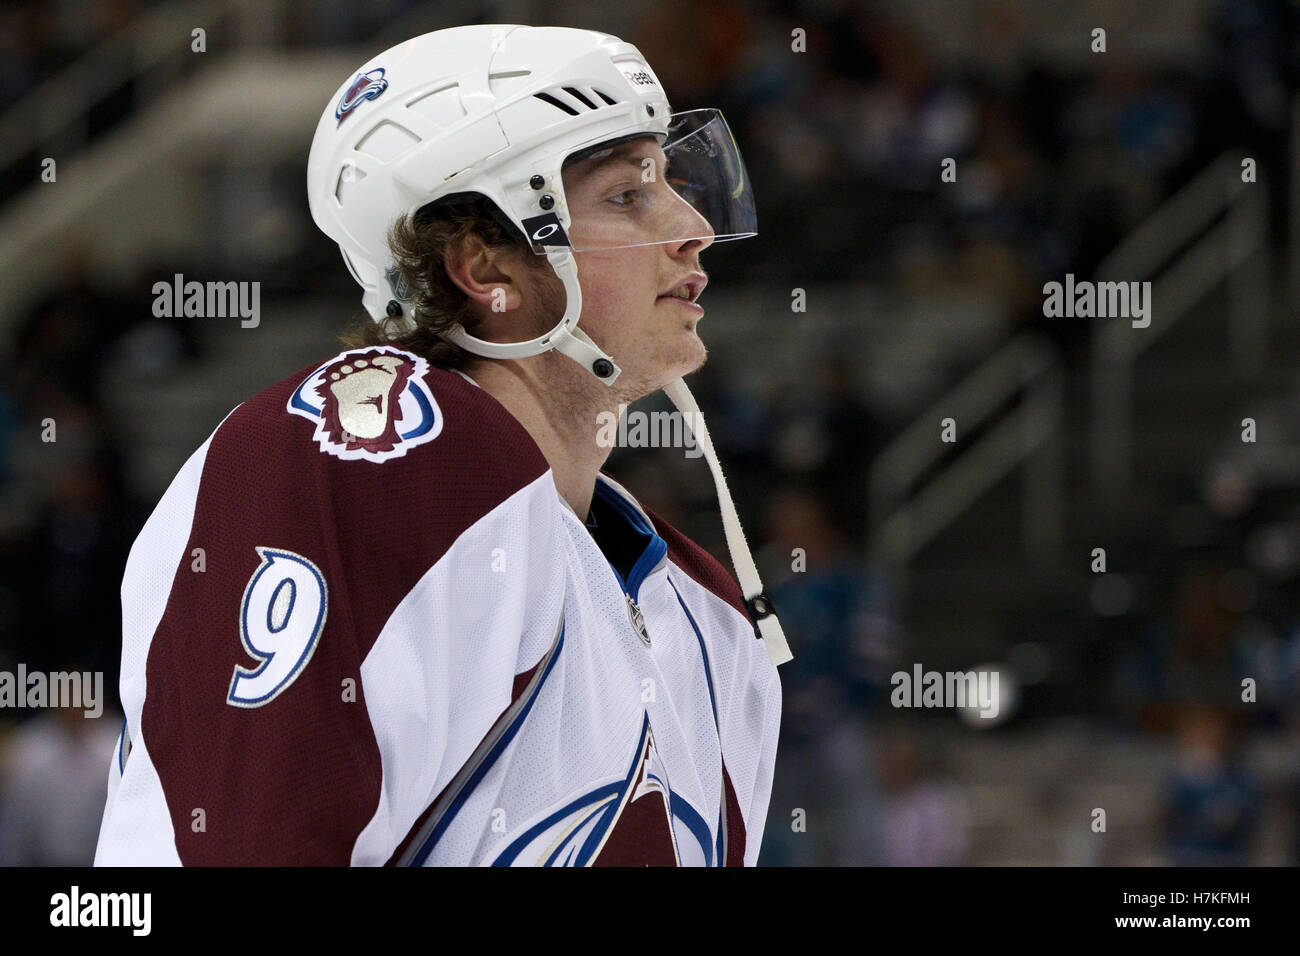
[1,0,1298,866]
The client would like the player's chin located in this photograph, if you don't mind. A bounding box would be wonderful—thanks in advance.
[635,337,706,395]
[685,332,707,373]
[664,333,708,381]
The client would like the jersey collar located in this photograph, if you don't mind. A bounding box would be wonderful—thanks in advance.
[590,473,669,603]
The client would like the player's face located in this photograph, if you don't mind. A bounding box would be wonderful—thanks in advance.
[560,136,716,397]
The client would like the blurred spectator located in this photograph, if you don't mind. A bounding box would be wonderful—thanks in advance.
[634,0,753,107]
[876,726,970,865]
[847,20,977,192]
[1160,705,1261,865]
[767,357,883,541]
[10,250,137,408]
[1117,561,1257,725]
[0,705,121,866]
[0,4,75,107]
[1204,0,1298,142]
[15,439,137,681]
[761,712,886,866]
[757,485,898,865]
[762,484,898,716]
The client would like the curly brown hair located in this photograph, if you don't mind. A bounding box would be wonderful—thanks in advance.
[337,192,557,371]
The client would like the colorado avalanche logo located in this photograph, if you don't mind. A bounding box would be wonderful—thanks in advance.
[335,67,389,126]
[287,346,442,463]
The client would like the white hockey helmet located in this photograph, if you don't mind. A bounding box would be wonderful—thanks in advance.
[306,23,756,385]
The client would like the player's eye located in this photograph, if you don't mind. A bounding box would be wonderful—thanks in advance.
[606,186,644,207]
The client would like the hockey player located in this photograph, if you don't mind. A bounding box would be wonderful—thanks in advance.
[95,24,790,866]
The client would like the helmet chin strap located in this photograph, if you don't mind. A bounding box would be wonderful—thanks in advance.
[440,248,622,384]
[436,246,793,666]
[662,376,793,666]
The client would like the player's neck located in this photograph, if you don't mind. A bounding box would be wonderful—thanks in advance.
[468,354,626,522]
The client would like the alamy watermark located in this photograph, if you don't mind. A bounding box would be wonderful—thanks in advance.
[596,404,703,458]
[0,664,103,718]
[50,886,150,936]
[152,273,260,328]
[1043,273,1151,328]
[890,663,1000,719]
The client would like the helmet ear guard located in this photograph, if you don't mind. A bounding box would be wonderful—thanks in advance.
[438,247,622,384]
[382,191,622,383]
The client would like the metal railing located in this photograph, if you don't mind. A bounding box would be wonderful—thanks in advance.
[0,0,550,208]
[1091,151,1269,493]
[868,333,1064,577]
[0,0,283,183]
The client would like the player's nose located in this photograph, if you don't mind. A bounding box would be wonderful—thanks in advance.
[666,192,715,254]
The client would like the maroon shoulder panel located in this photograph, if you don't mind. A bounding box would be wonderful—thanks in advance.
[141,351,549,864]
[642,504,751,623]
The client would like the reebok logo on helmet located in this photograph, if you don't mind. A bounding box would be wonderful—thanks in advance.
[617,64,658,88]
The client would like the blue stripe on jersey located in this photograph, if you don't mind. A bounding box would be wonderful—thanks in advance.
[670,790,715,864]
[574,712,660,866]
[118,716,128,774]
[399,382,437,439]
[492,783,623,866]
[669,576,726,865]
[408,623,566,866]
[669,577,719,731]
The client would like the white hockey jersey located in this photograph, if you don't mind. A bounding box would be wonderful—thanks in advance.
[95,345,782,865]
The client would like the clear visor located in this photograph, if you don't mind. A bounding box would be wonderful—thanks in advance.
[526,108,756,253]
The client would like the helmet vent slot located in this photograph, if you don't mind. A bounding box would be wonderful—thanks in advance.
[354,120,420,162]
[334,164,367,205]
[533,91,578,116]
[405,83,465,126]
[563,86,597,110]
[534,86,616,116]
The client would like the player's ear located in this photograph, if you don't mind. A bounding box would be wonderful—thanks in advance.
[443,231,528,320]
